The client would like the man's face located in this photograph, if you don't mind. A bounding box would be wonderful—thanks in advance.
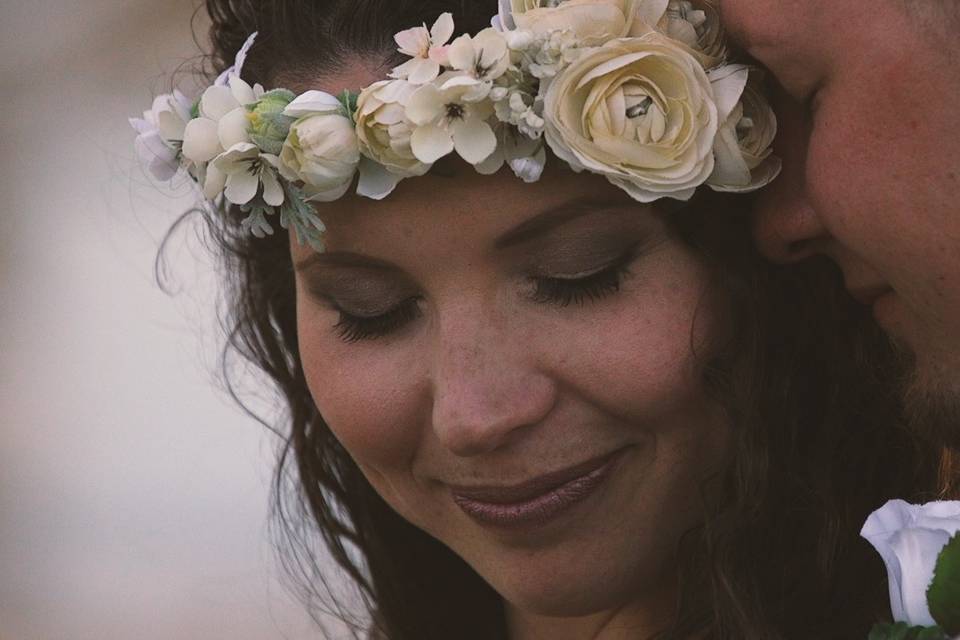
[723,0,960,444]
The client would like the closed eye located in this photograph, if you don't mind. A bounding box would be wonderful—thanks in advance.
[530,246,637,307]
[329,245,640,343]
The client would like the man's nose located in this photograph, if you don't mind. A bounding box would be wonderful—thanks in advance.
[752,89,828,263]
[430,312,556,458]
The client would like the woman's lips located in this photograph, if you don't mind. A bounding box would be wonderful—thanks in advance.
[448,449,624,530]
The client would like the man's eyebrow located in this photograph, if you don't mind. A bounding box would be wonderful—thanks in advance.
[493,197,632,250]
[293,251,399,273]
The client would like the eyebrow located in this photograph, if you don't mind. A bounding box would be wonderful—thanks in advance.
[293,196,635,272]
[493,197,633,250]
[293,250,399,273]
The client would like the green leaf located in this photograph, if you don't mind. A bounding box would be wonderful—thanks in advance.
[262,88,296,103]
[868,623,948,640]
[238,199,276,239]
[929,532,960,634]
[190,99,201,120]
[250,133,284,156]
[280,183,326,251]
[338,89,359,124]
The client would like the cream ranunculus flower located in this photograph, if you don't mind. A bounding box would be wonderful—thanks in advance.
[354,80,432,200]
[279,112,360,203]
[657,0,726,64]
[543,32,719,202]
[862,500,960,627]
[501,0,646,45]
[707,65,781,193]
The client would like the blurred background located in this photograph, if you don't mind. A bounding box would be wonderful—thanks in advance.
[0,2,350,638]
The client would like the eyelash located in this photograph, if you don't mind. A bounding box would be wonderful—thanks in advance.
[331,249,636,343]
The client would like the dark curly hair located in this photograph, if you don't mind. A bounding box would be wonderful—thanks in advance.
[161,1,952,638]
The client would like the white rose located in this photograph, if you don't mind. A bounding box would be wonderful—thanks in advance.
[707,65,781,193]
[279,113,360,202]
[861,499,960,627]
[543,32,718,202]
[502,0,647,44]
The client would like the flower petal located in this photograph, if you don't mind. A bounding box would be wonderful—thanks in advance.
[395,26,429,56]
[452,118,497,165]
[411,124,455,163]
[230,74,257,106]
[157,109,186,141]
[407,58,442,85]
[284,90,343,117]
[406,84,446,125]
[889,528,949,626]
[304,180,353,202]
[708,125,751,189]
[203,163,228,199]
[129,117,153,136]
[709,64,750,122]
[218,107,252,150]
[509,145,547,183]
[357,157,403,200]
[201,85,240,121]
[182,118,223,163]
[260,168,285,206]
[634,0,669,32]
[447,34,476,71]
[224,171,259,205]
[474,147,505,175]
[215,31,259,86]
[495,0,516,31]
[431,12,455,46]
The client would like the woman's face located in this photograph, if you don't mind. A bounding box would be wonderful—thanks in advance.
[291,160,730,624]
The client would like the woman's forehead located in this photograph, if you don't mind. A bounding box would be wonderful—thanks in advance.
[297,161,646,259]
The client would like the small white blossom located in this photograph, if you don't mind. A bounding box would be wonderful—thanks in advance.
[129,90,192,180]
[406,78,498,165]
[475,123,547,183]
[209,142,284,207]
[491,67,545,139]
[521,29,583,81]
[446,28,512,101]
[390,12,456,85]
[182,75,265,164]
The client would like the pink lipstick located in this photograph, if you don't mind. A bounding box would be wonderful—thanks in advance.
[449,449,623,530]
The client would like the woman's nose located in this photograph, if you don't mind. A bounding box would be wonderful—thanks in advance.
[429,312,557,458]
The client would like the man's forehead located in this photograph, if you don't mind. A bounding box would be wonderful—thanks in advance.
[720,0,821,51]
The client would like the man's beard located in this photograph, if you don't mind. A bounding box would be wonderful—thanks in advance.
[892,340,960,452]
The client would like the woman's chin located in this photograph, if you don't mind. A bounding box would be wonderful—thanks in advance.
[480,543,672,619]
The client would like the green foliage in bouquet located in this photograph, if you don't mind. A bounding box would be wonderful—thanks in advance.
[928,533,960,635]
[868,622,948,640]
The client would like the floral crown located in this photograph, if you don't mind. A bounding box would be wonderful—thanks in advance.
[132,0,781,249]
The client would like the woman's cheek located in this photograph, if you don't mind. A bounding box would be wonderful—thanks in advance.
[297,311,426,479]
[562,253,715,419]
